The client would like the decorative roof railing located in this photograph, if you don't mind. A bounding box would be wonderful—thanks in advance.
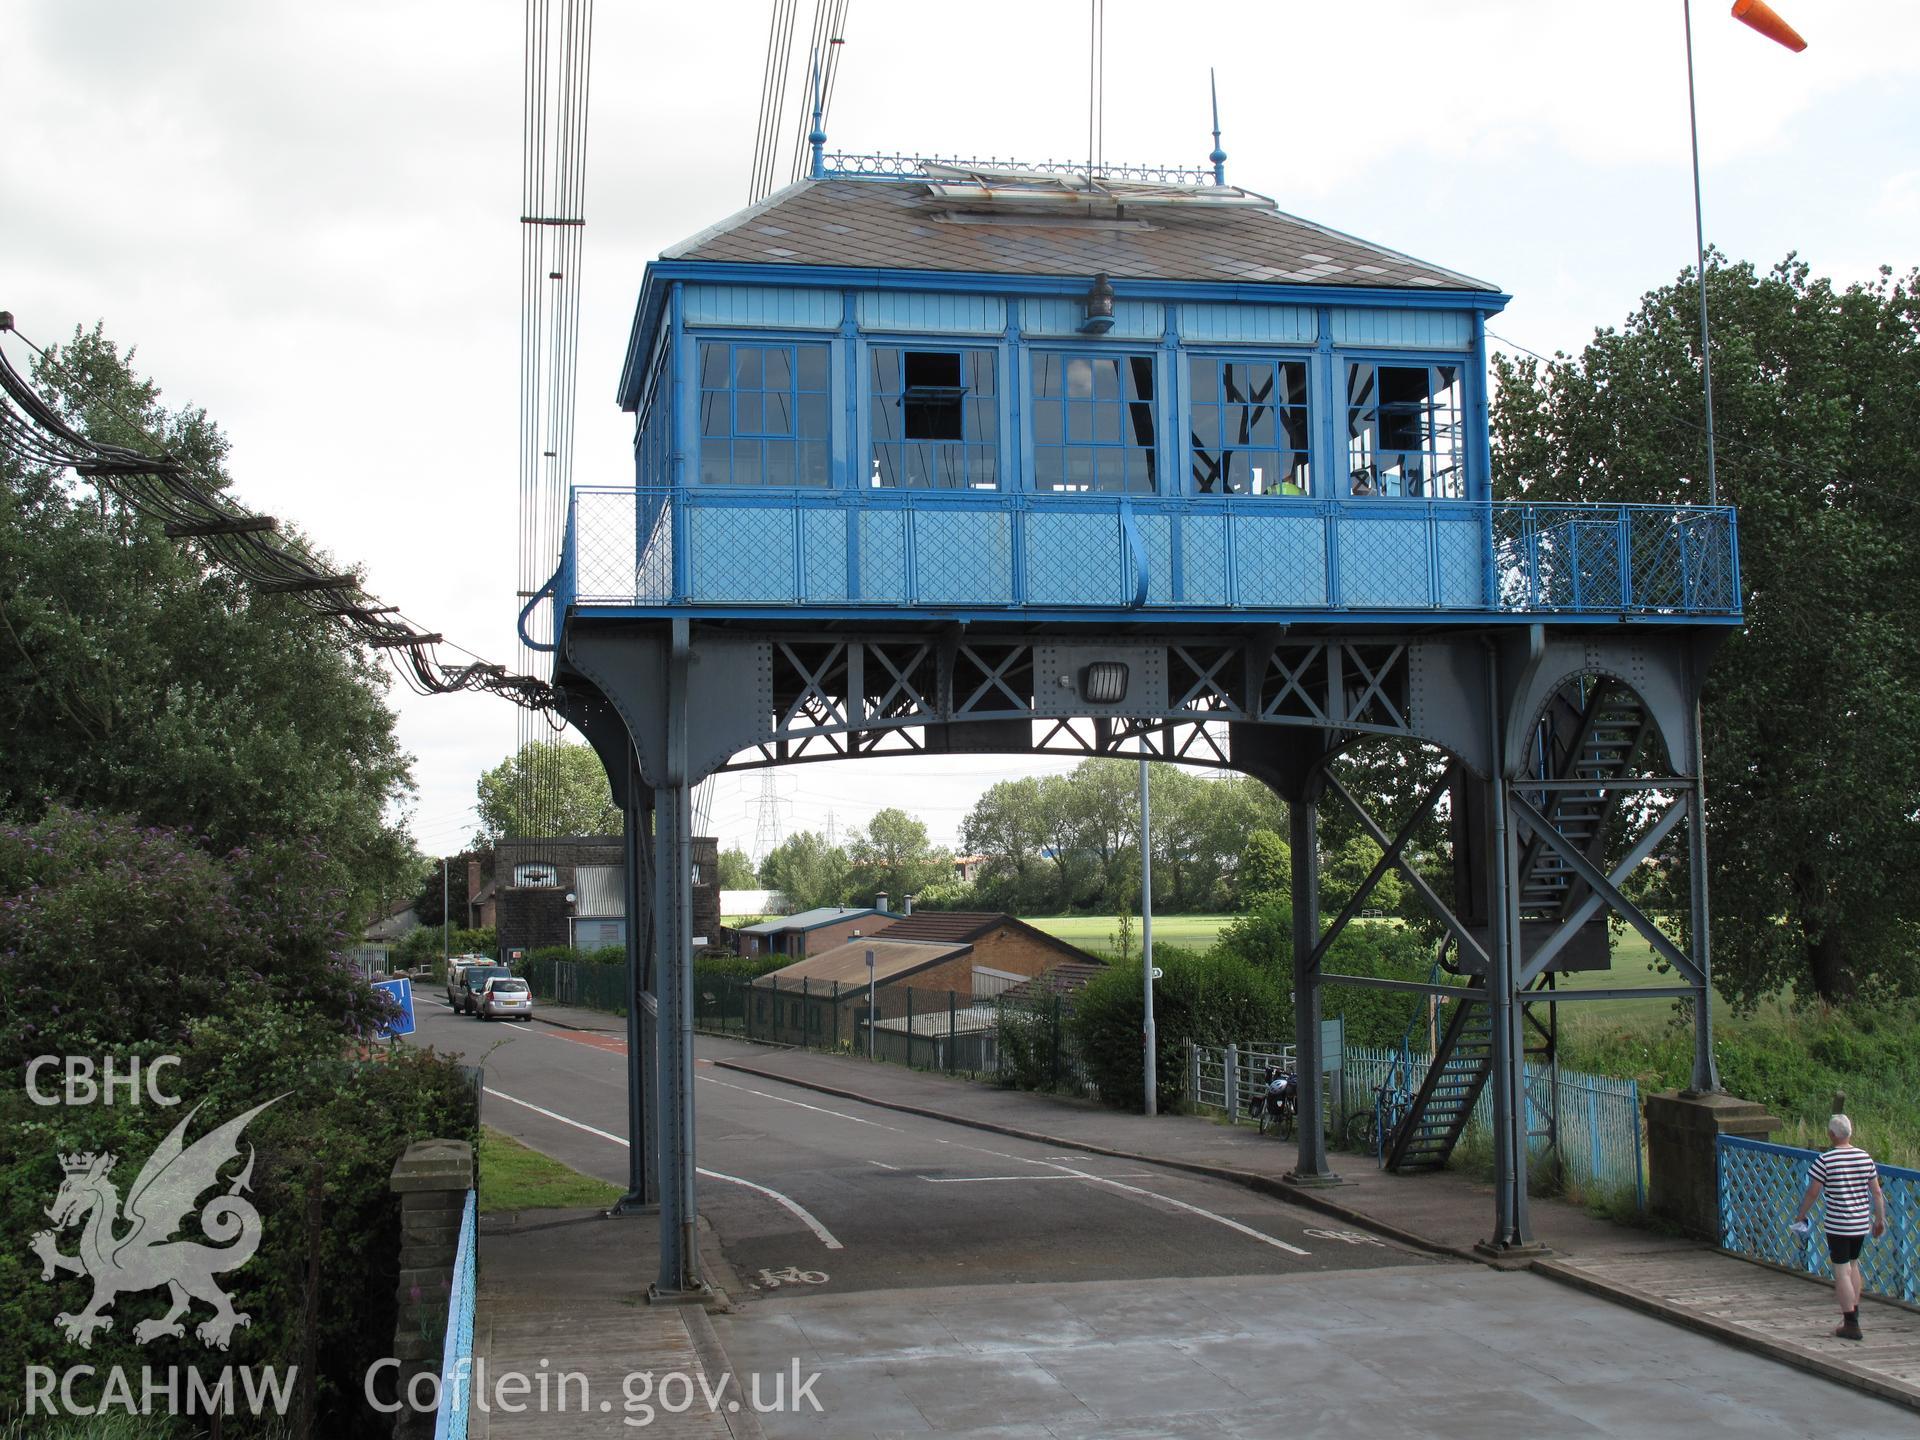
[819,153,1221,187]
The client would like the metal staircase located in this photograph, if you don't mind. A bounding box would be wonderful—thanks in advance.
[1383,679,1648,1174]
[1385,981,1493,1172]
[1515,679,1652,917]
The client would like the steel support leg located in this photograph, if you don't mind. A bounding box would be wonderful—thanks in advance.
[1486,652,1533,1249]
[655,624,700,1294]
[1686,696,1720,1093]
[614,756,656,1212]
[1289,798,1334,1181]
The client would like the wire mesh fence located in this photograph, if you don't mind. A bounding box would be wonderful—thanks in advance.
[522,956,628,1014]
[1192,1039,1646,1208]
[688,970,1101,1096]
[1718,1135,1919,1304]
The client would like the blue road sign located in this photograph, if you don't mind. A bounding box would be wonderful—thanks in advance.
[373,976,416,1038]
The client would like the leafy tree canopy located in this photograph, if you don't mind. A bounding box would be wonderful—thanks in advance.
[473,740,622,844]
[0,325,414,914]
[1492,256,1920,1003]
[759,829,851,912]
[716,845,757,889]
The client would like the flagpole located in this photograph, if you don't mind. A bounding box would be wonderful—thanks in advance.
[1682,0,1719,508]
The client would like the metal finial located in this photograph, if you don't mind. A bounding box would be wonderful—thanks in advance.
[807,52,828,180]
[1209,69,1227,186]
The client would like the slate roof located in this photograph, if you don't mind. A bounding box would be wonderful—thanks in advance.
[662,177,1496,292]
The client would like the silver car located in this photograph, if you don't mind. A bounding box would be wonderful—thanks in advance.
[477,976,533,1022]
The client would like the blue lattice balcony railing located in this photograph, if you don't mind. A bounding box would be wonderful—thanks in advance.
[555,487,1740,625]
[1718,1135,1918,1305]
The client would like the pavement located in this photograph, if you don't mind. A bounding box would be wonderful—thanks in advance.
[702,1030,1920,1415]
[405,997,1919,1434]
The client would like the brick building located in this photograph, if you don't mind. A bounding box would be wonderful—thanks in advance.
[746,912,1103,1052]
[488,835,720,958]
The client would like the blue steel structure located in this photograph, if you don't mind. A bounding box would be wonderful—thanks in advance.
[539,146,1742,1290]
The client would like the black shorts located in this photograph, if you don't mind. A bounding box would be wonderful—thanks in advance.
[1828,1232,1866,1265]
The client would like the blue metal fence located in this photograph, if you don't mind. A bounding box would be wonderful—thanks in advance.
[1341,1043,1645,1208]
[432,1188,479,1440]
[561,487,1740,622]
[1717,1135,1919,1305]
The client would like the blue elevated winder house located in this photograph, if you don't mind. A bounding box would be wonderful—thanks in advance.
[543,146,1741,1289]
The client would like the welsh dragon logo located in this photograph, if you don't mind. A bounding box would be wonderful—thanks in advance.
[32,1096,285,1351]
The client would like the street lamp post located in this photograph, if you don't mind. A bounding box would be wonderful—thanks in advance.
[1139,758,1156,1118]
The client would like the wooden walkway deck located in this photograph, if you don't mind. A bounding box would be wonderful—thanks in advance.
[1538,1249,1920,1413]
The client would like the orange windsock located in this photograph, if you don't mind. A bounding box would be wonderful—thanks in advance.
[1731,0,1808,52]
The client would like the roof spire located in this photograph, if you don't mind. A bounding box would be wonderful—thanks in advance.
[1208,68,1227,187]
[807,50,828,180]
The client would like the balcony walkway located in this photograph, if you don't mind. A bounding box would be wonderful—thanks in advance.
[559,490,1739,625]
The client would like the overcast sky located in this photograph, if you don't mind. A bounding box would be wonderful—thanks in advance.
[7,1,1916,862]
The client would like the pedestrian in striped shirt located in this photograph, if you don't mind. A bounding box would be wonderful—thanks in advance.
[1791,1114,1887,1341]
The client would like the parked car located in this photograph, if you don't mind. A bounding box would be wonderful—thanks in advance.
[453,963,512,1015]
[443,953,491,1008]
[477,976,534,1022]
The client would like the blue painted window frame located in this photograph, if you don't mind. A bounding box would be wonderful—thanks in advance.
[694,336,833,488]
[1185,350,1316,498]
[862,340,1002,491]
[1340,353,1470,500]
[1026,346,1161,495]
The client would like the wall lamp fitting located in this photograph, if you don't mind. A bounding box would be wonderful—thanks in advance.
[1079,272,1116,334]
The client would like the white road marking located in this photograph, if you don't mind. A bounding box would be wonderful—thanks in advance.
[867,1160,899,1171]
[482,1087,844,1251]
[1027,1159,1311,1256]
[921,1173,1155,1184]
[700,1167,844,1251]
[699,1075,903,1131]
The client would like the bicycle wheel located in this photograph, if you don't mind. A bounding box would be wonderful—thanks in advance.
[1277,1104,1297,1141]
[1344,1110,1377,1150]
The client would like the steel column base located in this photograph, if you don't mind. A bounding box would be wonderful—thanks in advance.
[1473,1240,1553,1266]
[1281,1169,1348,1190]
[610,1196,659,1217]
[646,1282,714,1307]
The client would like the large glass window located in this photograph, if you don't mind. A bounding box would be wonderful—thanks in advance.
[1030,352,1157,494]
[1189,356,1311,496]
[1345,361,1465,499]
[697,340,831,486]
[868,347,998,489]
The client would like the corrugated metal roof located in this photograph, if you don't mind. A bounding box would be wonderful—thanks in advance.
[664,178,1496,292]
[574,864,624,919]
[752,939,970,989]
[737,905,885,935]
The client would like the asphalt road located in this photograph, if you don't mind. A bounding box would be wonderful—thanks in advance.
[405,1001,1435,1298]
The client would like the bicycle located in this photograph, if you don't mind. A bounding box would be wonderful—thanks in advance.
[1344,1077,1413,1160]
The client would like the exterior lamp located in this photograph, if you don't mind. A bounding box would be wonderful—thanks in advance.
[1080,273,1116,334]
[1082,661,1129,703]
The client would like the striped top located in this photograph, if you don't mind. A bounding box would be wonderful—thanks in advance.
[1812,1145,1879,1237]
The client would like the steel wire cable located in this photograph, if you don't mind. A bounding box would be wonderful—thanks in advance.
[0,325,555,709]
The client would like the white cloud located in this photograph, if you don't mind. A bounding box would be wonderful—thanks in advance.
[6,0,1916,857]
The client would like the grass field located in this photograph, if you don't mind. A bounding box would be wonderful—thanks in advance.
[479,1127,623,1214]
[1026,913,1234,956]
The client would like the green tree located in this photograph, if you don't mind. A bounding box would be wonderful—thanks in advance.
[961,776,1057,912]
[1492,257,1920,1003]
[1238,828,1291,907]
[759,830,850,911]
[716,845,757,889]
[847,806,951,904]
[473,740,622,843]
[0,325,413,912]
